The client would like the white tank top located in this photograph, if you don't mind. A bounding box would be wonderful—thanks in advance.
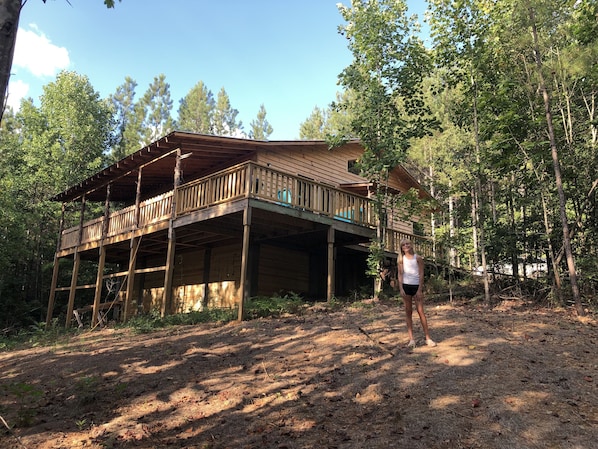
[402,255,419,285]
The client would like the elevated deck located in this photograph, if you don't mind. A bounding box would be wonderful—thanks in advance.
[58,161,434,257]
[48,161,436,328]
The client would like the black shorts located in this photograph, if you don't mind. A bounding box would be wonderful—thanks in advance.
[402,284,419,296]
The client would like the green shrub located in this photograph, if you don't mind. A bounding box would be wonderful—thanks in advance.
[245,292,305,319]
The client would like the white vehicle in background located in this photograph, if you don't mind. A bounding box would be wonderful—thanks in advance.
[474,259,548,278]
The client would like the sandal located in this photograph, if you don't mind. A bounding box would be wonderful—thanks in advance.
[426,339,437,347]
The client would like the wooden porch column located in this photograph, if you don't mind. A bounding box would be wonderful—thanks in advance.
[162,229,176,317]
[92,184,111,327]
[65,196,87,328]
[238,206,252,322]
[46,254,61,327]
[123,169,143,322]
[124,237,139,321]
[327,226,335,302]
[65,252,81,328]
[46,203,66,328]
[91,247,107,327]
[162,150,182,317]
[202,247,212,308]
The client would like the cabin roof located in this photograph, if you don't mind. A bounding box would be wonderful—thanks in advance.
[52,131,431,203]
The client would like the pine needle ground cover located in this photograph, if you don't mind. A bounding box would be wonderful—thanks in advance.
[1,299,596,449]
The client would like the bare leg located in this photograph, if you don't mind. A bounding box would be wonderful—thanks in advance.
[415,298,431,339]
[415,298,436,345]
[403,295,414,343]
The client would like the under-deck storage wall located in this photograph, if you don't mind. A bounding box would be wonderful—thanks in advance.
[257,244,310,297]
[137,244,242,314]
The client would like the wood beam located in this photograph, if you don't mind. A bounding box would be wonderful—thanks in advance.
[91,246,106,328]
[46,203,65,328]
[238,206,252,321]
[162,149,182,317]
[327,226,335,302]
[92,184,111,327]
[202,247,211,308]
[124,236,139,322]
[65,252,81,328]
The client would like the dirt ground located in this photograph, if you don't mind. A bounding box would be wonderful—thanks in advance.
[1,298,597,449]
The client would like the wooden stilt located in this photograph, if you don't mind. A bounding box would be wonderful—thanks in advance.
[162,149,182,317]
[327,226,335,302]
[92,184,111,328]
[47,203,66,328]
[162,229,176,317]
[124,236,139,321]
[65,252,81,328]
[202,247,211,308]
[46,254,60,328]
[123,168,143,322]
[91,245,106,328]
[238,206,252,322]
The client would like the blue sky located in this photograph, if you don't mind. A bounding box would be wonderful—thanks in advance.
[10,0,428,140]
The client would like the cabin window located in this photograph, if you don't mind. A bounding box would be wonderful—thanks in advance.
[413,221,425,236]
[348,159,360,175]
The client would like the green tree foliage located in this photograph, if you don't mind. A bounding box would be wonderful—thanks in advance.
[177,83,244,137]
[409,0,598,309]
[299,106,327,140]
[248,104,273,140]
[337,0,435,178]
[139,74,175,145]
[299,91,355,140]
[177,81,215,134]
[109,76,139,161]
[336,0,436,284]
[0,108,32,330]
[213,87,243,136]
[0,70,113,330]
[37,71,112,189]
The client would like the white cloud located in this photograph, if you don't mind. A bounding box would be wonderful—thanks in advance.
[6,79,29,110]
[13,26,70,77]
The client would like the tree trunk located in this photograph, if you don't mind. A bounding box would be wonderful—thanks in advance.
[448,180,457,267]
[0,0,22,121]
[528,5,583,315]
[472,79,490,302]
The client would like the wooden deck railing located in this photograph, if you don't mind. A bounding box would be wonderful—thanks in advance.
[176,162,375,226]
[59,161,432,256]
[385,229,435,259]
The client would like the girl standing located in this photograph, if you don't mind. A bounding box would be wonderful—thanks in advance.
[397,239,436,348]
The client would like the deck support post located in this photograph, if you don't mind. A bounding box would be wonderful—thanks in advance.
[67,197,87,328]
[65,252,81,328]
[238,206,252,321]
[91,246,106,327]
[124,236,139,321]
[327,226,335,302]
[46,254,61,328]
[46,203,66,328]
[123,169,143,322]
[202,247,212,308]
[162,149,182,317]
[163,229,176,317]
[92,184,111,328]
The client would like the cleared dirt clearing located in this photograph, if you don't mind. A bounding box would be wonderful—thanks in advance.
[1,299,596,449]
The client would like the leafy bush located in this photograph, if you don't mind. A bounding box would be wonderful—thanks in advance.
[245,292,305,319]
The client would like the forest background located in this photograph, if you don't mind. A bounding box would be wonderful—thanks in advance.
[0,0,597,333]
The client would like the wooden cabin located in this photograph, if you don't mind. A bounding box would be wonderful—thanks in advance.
[45,132,434,328]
